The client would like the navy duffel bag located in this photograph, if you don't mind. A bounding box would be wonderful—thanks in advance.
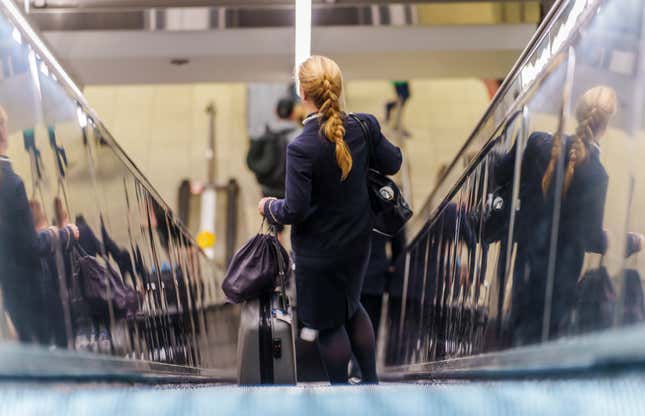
[222,225,290,304]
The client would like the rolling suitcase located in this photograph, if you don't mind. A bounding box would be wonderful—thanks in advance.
[237,239,296,385]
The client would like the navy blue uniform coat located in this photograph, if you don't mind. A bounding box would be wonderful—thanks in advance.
[0,158,72,342]
[264,113,402,330]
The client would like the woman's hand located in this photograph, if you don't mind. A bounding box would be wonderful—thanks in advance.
[66,223,80,240]
[258,197,274,216]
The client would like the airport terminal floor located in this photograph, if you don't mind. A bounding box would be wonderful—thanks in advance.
[2,0,645,414]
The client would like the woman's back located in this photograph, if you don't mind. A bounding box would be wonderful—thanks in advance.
[286,113,400,258]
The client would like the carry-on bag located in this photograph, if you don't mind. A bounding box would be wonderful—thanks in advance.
[237,237,296,385]
[71,244,139,320]
[222,221,290,303]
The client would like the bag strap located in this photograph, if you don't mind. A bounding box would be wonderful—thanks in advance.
[348,113,374,167]
[74,240,91,258]
[270,238,288,305]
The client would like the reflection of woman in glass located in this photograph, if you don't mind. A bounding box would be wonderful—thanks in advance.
[0,106,79,344]
[509,86,618,344]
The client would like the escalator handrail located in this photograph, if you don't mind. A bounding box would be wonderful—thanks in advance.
[0,0,205,256]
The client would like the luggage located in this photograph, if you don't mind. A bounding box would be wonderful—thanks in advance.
[236,236,296,385]
[237,291,297,385]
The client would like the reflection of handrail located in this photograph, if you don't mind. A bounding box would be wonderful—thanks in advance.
[0,0,208,259]
[402,0,599,240]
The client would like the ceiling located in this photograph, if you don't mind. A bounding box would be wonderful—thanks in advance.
[32,0,530,9]
[39,24,535,85]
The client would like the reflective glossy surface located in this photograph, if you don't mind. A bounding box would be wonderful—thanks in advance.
[0,3,237,371]
[386,0,645,367]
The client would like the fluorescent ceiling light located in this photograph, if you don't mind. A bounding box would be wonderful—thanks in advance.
[295,0,311,70]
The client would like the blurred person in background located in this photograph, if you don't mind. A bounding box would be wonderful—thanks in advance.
[361,232,406,340]
[248,96,303,200]
[248,96,303,243]
[385,81,411,137]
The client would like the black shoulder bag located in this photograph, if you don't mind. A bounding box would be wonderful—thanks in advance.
[349,113,412,237]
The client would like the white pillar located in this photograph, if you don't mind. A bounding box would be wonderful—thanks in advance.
[295,0,312,70]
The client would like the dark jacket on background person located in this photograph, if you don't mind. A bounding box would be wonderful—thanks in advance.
[0,157,72,342]
[362,231,406,296]
[264,113,402,330]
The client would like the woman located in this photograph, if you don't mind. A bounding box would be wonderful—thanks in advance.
[503,86,642,344]
[259,56,402,384]
[0,106,79,344]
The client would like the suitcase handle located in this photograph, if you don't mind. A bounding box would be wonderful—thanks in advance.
[270,238,289,311]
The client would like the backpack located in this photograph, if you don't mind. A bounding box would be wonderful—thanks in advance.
[247,126,292,197]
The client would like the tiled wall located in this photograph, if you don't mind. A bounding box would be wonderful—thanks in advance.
[84,79,492,241]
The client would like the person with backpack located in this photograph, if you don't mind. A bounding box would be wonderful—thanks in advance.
[259,56,402,384]
[247,97,302,200]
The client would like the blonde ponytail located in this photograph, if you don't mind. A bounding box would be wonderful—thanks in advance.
[298,56,353,181]
[541,132,562,197]
[542,86,617,198]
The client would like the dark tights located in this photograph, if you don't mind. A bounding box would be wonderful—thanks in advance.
[317,304,378,384]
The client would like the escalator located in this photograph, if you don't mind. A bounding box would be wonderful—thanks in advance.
[0,0,645,404]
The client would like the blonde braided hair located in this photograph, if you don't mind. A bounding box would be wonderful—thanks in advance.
[541,86,617,197]
[298,56,353,181]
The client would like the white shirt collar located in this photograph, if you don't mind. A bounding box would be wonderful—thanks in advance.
[0,155,10,163]
[302,113,320,125]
